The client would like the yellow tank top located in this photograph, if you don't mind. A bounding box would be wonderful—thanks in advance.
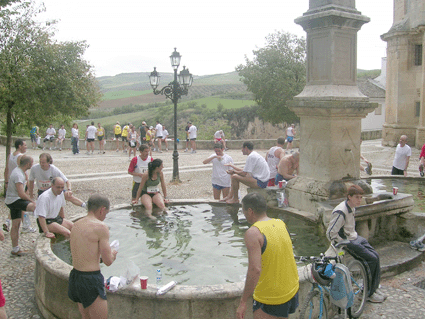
[146,130,152,141]
[122,125,129,137]
[252,219,299,305]
[114,125,121,135]
[97,127,104,136]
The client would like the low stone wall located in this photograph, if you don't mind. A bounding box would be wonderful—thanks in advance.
[0,135,300,151]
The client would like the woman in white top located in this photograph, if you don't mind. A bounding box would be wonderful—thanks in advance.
[128,126,139,159]
[71,123,79,155]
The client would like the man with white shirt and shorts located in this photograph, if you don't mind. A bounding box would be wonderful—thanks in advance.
[85,122,97,155]
[223,142,270,204]
[128,145,153,202]
[203,143,233,200]
[155,121,163,152]
[286,123,296,152]
[43,124,56,150]
[162,125,169,151]
[55,125,66,151]
[391,135,411,176]
[35,177,74,239]
[5,155,36,256]
[188,122,197,153]
[265,137,286,186]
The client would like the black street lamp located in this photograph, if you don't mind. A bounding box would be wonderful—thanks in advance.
[149,48,193,183]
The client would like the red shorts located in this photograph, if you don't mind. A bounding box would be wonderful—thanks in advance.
[0,279,5,307]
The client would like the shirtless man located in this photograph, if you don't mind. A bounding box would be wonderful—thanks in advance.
[68,194,117,319]
[35,177,74,239]
[276,152,299,184]
[265,137,286,186]
[214,130,227,150]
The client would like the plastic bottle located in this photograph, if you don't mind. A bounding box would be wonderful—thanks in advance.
[156,269,162,287]
[23,213,31,228]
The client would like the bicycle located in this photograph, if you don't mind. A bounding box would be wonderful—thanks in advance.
[296,240,369,319]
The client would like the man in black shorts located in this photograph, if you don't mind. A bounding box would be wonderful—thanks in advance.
[5,155,36,256]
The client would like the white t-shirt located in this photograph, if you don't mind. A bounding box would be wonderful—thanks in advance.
[5,167,27,205]
[129,155,152,183]
[244,151,270,183]
[188,125,197,139]
[209,153,233,187]
[29,164,68,191]
[286,127,294,137]
[45,127,56,138]
[86,125,97,139]
[71,128,79,138]
[7,152,23,179]
[393,144,412,170]
[58,128,66,139]
[214,130,224,139]
[266,146,283,179]
[155,124,163,137]
[163,129,169,138]
[34,188,66,219]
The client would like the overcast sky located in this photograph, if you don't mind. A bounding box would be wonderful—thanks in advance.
[36,0,393,77]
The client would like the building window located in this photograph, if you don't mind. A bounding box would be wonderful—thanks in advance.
[374,104,382,115]
[414,45,422,66]
[416,102,421,117]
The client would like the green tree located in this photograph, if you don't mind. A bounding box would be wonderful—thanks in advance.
[0,1,101,161]
[236,31,306,124]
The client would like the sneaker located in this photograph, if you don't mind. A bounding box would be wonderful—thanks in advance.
[184,148,188,152]
[191,150,196,154]
[21,227,37,233]
[103,151,106,154]
[86,151,90,155]
[410,240,425,251]
[11,250,30,257]
[367,293,385,303]
[420,164,424,177]
[3,219,10,232]
[374,289,388,300]
[59,148,62,151]
[366,163,373,175]
[116,149,119,152]
[165,148,168,151]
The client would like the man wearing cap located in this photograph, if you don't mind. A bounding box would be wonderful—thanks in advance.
[114,122,122,152]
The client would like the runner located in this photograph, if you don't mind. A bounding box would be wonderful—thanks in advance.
[128,144,153,202]
[128,126,139,160]
[97,123,106,154]
[30,125,40,150]
[162,125,169,151]
[121,123,130,153]
[55,125,66,151]
[113,121,122,152]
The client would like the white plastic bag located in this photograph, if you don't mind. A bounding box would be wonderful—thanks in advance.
[120,260,140,286]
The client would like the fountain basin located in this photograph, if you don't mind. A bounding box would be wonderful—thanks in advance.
[35,200,324,319]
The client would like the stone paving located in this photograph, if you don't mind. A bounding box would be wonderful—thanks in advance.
[1,139,425,318]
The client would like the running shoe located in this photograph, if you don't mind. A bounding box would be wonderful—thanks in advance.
[11,250,30,257]
[21,226,37,233]
[367,293,385,303]
[3,219,10,232]
[420,164,424,177]
[410,240,425,251]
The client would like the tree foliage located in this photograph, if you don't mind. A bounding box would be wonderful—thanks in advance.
[0,1,101,158]
[236,31,306,124]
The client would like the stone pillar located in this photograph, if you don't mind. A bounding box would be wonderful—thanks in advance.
[415,30,425,147]
[287,0,376,212]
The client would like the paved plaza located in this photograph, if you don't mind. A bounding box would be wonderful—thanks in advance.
[1,139,425,318]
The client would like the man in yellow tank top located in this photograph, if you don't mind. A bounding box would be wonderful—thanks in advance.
[121,123,130,153]
[113,122,122,152]
[237,193,299,319]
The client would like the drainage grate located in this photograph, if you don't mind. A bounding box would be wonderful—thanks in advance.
[413,279,425,290]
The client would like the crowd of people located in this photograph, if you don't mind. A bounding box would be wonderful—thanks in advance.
[2,125,401,318]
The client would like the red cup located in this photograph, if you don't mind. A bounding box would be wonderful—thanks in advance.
[393,187,398,195]
[278,181,283,188]
[140,276,148,289]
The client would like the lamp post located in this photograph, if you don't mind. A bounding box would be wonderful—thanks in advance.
[149,48,193,183]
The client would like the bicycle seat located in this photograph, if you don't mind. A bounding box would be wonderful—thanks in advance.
[335,239,350,248]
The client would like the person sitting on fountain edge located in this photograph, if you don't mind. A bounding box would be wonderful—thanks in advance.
[326,185,386,303]
[222,141,270,204]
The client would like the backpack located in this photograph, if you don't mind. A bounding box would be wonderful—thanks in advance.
[329,263,354,309]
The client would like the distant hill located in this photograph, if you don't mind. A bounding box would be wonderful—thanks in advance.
[95,71,248,109]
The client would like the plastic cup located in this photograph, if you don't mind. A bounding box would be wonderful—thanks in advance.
[393,187,398,195]
[278,181,283,188]
[140,276,148,289]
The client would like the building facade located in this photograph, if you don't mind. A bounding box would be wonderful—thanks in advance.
[381,0,425,147]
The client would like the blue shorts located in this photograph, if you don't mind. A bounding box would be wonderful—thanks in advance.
[253,292,298,317]
[68,268,106,309]
[212,184,229,190]
[287,136,294,143]
[255,178,268,189]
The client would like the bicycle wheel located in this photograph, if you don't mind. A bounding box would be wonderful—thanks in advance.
[347,259,368,318]
[299,289,328,319]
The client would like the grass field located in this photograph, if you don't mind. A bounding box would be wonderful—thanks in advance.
[190,97,254,110]
[102,89,152,101]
